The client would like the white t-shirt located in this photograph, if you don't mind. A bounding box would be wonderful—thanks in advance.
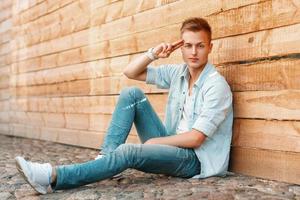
[176,91,194,134]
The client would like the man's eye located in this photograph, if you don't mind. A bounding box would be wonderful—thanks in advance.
[184,44,192,48]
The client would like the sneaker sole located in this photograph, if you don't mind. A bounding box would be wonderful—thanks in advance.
[15,157,48,194]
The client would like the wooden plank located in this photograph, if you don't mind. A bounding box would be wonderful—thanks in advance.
[0,100,9,111]
[9,2,244,60]
[209,0,300,39]
[0,53,11,67]
[0,111,9,123]
[0,123,10,134]
[10,110,165,132]
[11,1,300,73]
[0,18,11,34]
[0,30,11,45]
[12,20,300,72]
[234,90,300,120]
[0,41,11,56]
[0,88,9,100]
[218,58,300,91]
[10,123,140,149]
[12,0,300,63]
[0,75,9,89]
[10,94,168,114]
[232,119,300,152]
[14,0,194,49]
[11,57,300,90]
[10,76,166,97]
[230,146,300,185]
[0,0,12,10]
[9,90,300,120]
[211,24,300,65]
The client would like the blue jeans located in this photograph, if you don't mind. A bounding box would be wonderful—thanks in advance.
[54,87,200,190]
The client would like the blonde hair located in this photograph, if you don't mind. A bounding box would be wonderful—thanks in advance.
[180,17,212,41]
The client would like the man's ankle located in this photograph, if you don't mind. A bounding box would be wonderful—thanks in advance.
[51,167,57,185]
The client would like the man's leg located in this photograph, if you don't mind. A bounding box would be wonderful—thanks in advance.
[54,143,200,190]
[100,86,168,155]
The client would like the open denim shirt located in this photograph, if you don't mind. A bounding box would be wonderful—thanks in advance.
[146,62,233,178]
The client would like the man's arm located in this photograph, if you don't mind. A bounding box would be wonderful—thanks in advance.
[144,129,206,148]
[123,40,184,81]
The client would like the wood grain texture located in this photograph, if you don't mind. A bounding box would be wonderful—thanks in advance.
[232,119,300,152]
[230,146,300,185]
[234,90,300,120]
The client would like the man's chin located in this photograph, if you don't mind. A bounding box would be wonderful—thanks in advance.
[187,62,202,69]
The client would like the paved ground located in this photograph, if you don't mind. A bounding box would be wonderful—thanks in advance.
[0,134,299,200]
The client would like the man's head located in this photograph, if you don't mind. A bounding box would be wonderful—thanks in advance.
[180,17,213,70]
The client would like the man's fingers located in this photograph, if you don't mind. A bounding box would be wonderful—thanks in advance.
[171,39,184,47]
[166,43,172,51]
[172,43,183,51]
[162,43,168,53]
[170,40,184,52]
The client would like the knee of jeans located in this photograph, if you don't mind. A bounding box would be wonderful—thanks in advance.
[119,87,144,100]
[115,144,141,163]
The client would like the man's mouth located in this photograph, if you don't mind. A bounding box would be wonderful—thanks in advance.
[189,58,199,62]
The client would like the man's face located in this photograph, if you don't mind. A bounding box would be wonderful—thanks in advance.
[180,30,212,69]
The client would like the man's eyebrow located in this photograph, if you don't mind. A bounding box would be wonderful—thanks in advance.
[184,42,205,45]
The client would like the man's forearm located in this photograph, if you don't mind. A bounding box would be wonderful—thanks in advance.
[123,53,153,79]
[144,129,206,148]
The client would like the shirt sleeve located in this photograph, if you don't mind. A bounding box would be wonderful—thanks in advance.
[192,81,232,138]
[145,64,179,89]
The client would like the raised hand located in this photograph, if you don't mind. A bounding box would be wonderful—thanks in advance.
[152,39,184,58]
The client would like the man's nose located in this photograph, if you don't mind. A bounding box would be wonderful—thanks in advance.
[192,46,197,55]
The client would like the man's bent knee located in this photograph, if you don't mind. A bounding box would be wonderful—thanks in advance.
[119,87,145,100]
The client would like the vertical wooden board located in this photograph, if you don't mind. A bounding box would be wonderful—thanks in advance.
[230,147,300,185]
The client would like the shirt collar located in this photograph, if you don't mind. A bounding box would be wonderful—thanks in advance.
[180,62,214,88]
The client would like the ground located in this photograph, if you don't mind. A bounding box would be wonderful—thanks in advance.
[0,134,299,200]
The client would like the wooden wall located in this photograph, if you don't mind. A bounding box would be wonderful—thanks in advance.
[0,0,299,184]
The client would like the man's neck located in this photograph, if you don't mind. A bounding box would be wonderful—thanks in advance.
[188,63,207,86]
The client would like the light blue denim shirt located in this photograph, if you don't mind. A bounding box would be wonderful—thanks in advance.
[146,62,233,178]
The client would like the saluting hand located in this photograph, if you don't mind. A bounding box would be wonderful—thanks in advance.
[152,39,184,58]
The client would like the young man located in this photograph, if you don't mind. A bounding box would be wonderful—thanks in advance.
[15,17,233,194]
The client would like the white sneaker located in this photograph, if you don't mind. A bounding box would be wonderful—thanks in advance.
[15,156,53,194]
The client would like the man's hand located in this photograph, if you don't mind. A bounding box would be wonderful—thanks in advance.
[153,39,184,58]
